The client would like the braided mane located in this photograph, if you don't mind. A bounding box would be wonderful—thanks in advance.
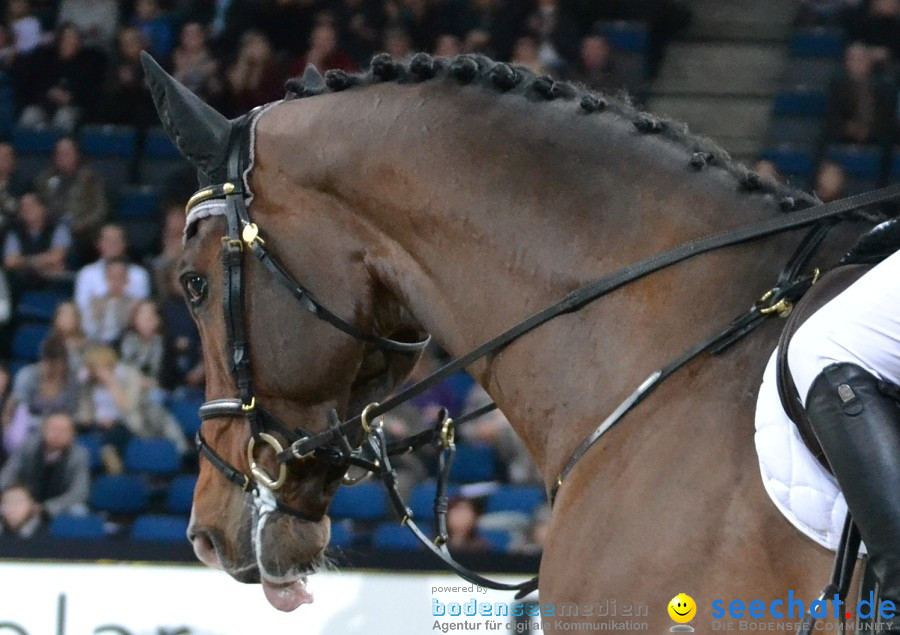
[284,53,819,212]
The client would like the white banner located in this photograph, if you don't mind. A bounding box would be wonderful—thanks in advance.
[0,562,534,635]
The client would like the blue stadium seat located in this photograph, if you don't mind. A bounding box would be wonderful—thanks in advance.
[760,146,815,181]
[12,126,62,154]
[598,21,648,53]
[789,28,845,58]
[90,475,149,514]
[826,145,883,177]
[166,475,197,514]
[76,433,104,472]
[16,154,49,186]
[329,482,388,520]
[766,116,823,149]
[16,290,66,322]
[372,523,424,550]
[131,514,190,542]
[11,324,50,361]
[772,90,827,117]
[449,444,499,483]
[79,125,137,158]
[168,397,203,438]
[329,521,354,548]
[485,486,546,515]
[138,157,190,189]
[124,438,181,476]
[780,58,839,91]
[88,157,132,195]
[143,127,181,159]
[481,529,512,553]
[409,480,461,520]
[49,513,107,539]
[117,185,160,220]
[121,218,161,260]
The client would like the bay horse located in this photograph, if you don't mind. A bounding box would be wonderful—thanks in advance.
[143,52,875,630]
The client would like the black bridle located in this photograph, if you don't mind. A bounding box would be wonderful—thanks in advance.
[190,107,900,594]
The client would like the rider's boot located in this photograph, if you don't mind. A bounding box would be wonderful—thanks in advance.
[806,363,900,633]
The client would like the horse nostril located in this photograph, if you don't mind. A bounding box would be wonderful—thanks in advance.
[190,529,223,570]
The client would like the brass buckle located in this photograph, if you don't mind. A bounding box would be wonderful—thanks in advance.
[439,417,455,449]
[360,402,383,435]
[241,397,256,412]
[222,236,243,251]
[242,223,265,247]
[247,433,288,491]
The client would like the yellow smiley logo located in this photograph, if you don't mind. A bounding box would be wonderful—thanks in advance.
[668,593,696,623]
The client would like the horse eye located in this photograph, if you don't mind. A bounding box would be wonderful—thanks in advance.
[181,274,208,306]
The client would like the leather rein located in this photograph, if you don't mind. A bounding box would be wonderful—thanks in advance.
[189,110,900,595]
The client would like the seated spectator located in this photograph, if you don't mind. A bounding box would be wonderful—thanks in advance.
[823,42,897,145]
[159,268,204,390]
[100,27,156,128]
[291,22,357,77]
[226,31,286,117]
[509,504,549,555]
[457,0,526,61]
[48,301,86,366]
[0,485,44,537]
[171,22,223,107]
[0,271,10,358]
[511,36,548,75]
[796,0,861,27]
[0,365,11,466]
[74,223,151,320]
[0,142,28,234]
[130,0,174,60]
[383,26,413,62]
[813,160,847,203]
[446,496,491,553]
[15,24,106,132]
[0,27,15,140]
[568,34,628,95]
[331,0,384,65]
[2,336,79,458]
[846,0,900,60]
[119,300,165,399]
[34,137,109,265]
[57,0,119,50]
[84,259,138,345]
[7,0,42,54]
[753,159,783,184]
[525,0,580,74]
[0,412,90,518]
[460,386,542,486]
[434,33,462,58]
[2,192,71,292]
[149,203,185,303]
[254,0,316,58]
[76,344,187,469]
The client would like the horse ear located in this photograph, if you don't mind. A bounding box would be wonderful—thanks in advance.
[302,64,326,93]
[141,52,233,178]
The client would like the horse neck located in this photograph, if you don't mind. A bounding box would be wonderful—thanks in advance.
[256,87,802,481]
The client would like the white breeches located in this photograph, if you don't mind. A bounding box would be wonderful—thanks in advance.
[787,249,900,403]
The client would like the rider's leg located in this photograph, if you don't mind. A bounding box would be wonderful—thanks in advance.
[789,250,900,632]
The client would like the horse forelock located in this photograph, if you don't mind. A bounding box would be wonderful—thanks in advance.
[282,53,818,213]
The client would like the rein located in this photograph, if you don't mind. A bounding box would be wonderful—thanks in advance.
[189,110,900,595]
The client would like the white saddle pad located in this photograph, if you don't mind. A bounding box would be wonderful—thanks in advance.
[754,350,864,553]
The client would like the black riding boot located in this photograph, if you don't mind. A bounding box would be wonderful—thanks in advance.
[806,363,900,633]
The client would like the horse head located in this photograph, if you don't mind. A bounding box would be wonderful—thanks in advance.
[142,53,426,611]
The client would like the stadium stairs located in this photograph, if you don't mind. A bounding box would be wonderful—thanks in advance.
[648,0,798,164]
